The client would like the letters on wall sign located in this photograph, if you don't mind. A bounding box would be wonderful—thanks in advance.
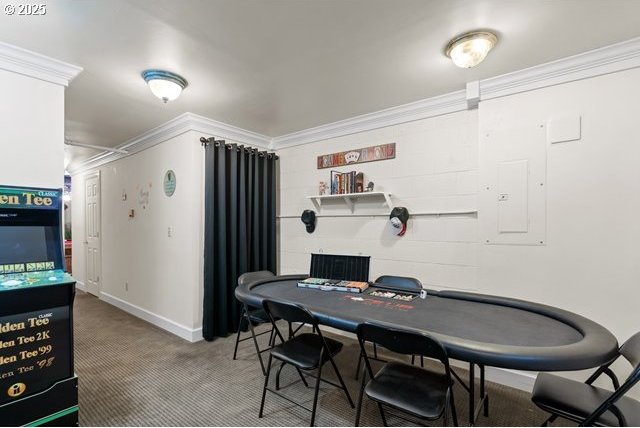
[317,143,396,169]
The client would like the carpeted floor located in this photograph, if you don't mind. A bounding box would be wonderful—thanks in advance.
[74,291,569,426]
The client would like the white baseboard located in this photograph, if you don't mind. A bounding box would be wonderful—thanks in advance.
[75,281,86,292]
[484,366,536,393]
[320,325,536,393]
[99,292,203,343]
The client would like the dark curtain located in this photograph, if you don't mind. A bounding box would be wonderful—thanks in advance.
[202,137,277,341]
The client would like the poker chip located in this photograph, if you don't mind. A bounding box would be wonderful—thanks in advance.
[369,289,417,301]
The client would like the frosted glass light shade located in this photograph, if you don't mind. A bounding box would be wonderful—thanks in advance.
[445,31,497,68]
[141,70,188,103]
[148,79,183,102]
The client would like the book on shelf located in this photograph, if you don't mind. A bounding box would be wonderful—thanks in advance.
[330,170,339,195]
[329,170,364,195]
[297,277,370,293]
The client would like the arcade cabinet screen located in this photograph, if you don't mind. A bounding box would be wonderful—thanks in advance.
[0,209,62,272]
[0,226,54,265]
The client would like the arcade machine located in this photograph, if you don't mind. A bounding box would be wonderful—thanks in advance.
[0,185,78,426]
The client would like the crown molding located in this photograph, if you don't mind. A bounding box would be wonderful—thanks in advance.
[68,113,195,174]
[68,35,640,172]
[185,112,271,148]
[272,90,468,149]
[480,36,640,100]
[0,42,82,86]
[67,112,271,175]
[272,36,640,149]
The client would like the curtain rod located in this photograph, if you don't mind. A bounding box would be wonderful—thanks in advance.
[200,136,278,159]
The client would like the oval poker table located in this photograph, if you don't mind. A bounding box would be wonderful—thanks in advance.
[235,274,618,372]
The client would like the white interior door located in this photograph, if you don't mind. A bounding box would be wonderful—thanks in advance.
[85,173,101,296]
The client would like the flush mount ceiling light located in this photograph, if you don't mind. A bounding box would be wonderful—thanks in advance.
[445,31,498,68]
[141,69,188,103]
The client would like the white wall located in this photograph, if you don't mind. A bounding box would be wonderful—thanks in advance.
[478,67,640,340]
[278,110,479,289]
[72,130,206,340]
[0,69,65,188]
[478,67,640,393]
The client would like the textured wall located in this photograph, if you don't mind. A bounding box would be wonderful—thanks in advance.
[478,68,640,392]
[277,110,479,290]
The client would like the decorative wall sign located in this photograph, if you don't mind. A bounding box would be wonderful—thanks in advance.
[137,183,151,210]
[317,143,396,169]
[163,170,177,197]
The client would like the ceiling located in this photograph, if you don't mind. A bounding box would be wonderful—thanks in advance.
[1,0,639,169]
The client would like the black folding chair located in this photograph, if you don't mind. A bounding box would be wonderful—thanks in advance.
[355,275,424,379]
[232,271,277,375]
[532,331,640,426]
[259,299,354,426]
[355,322,458,427]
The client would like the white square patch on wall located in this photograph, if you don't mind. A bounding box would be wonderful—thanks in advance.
[547,113,581,144]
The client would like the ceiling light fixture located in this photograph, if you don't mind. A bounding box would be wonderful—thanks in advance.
[445,31,498,68]
[141,69,188,103]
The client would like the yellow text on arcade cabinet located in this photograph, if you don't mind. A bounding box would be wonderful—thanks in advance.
[0,193,52,207]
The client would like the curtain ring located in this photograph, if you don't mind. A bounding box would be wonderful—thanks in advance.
[201,135,277,159]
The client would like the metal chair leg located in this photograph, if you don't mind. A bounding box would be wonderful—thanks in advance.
[274,361,308,389]
[295,367,309,388]
[410,355,425,367]
[292,323,305,336]
[450,387,458,426]
[310,363,324,427]
[268,326,275,347]
[248,314,267,375]
[355,350,363,380]
[481,364,488,416]
[444,394,450,427]
[377,403,387,427]
[327,353,354,408]
[468,363,475,425]
[258,354,273,418]
[354,368,367,426]
[232,307,246,360]
[275,361,286,390]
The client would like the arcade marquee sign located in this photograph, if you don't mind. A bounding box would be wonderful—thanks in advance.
[0,307,71,405]
[0,186,61,210]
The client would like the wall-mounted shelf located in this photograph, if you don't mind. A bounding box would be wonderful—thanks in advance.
[306,192,392,213]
